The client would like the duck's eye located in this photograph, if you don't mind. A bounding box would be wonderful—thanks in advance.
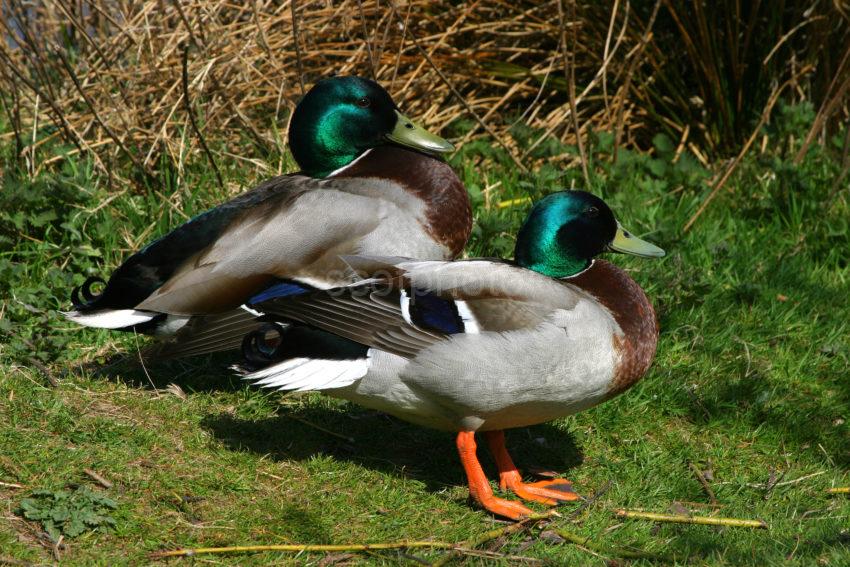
[355,97,371,108]
[584,206,599,218]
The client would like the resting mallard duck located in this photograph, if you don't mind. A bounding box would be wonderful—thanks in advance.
[65,76,471,357]
[239,190,664,520]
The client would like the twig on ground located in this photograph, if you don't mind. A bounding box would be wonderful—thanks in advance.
[173,0,203,51]
[826,487,850,495]
[52,535,63,562]
[26,357,59,388]
[150,540,454,559]
[762,467,787,501]
[740,470,826,490]
[614,509,768,529]
[555,528,668,561]
[0,481,24,489]
[133,329,159,395]
[83,469,114,489]
[689,462,718,505]
[566,480,612,521]
[431,512,556,567]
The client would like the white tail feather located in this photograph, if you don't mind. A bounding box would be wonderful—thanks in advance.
[242,354,370,392]
[64,309,157,329]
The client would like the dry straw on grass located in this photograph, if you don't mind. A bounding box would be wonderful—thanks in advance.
[0,0,670,181]
[1,1,848,190]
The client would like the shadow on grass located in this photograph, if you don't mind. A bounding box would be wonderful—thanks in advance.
[201,405,584,493]
[83,350,247,393]
[84,347,585,491]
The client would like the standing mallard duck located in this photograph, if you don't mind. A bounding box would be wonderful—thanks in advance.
[65,76,471,357]
[240,190,664,520]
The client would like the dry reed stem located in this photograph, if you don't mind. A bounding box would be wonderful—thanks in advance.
[612,0,661,162]
[0,0,661,180]
[557,0,589,183]
[2,0,845,186]
[182,46,225,191]
[430,511,556,567]
[614,509,768,529]
[555,527,667,560]
[150,540,455,559]
[684,64,815,232]
[689,462,719,506]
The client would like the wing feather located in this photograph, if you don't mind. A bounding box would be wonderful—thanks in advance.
[253,258,583,359]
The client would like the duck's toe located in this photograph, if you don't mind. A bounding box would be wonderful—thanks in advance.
[508,478,580,505]
[474,493,535,520]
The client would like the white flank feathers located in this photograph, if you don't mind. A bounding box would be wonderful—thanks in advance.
[63,309,156,329]
[242,353,371,392]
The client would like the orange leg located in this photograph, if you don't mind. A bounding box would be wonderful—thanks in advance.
[456,431,533,520]
[484,430,580,505]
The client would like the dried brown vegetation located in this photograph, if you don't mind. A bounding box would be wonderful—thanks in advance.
[1,0,848,184]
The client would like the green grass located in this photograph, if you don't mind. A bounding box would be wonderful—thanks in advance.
[1,113,849,565]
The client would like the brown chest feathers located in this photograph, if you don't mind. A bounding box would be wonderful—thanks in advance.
[334,146,472,258]
[569,260,659,399]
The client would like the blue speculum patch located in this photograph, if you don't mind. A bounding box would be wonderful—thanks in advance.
[248,280,314,305]
[407,289,465,334]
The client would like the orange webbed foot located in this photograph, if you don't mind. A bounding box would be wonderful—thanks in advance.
[500,473,580,505]
[484,430,581,506]
[456,431,535,521]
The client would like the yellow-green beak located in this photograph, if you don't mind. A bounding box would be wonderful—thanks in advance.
[609,223,665,258]
[386,110,454,154]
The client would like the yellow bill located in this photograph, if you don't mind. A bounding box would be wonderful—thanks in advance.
[609,223,665,258]
[386,110,454,154]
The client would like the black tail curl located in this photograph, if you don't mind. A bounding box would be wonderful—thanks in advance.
[241,323,288,368]
[71,276,106,309]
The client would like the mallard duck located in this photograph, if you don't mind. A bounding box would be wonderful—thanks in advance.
[239,190,664,520]
[65,76,471,357]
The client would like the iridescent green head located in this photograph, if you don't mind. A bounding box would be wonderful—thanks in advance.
[514,191,665,278]
[288,76,454,177]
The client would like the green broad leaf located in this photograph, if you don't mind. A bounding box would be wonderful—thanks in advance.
[18,499,40,515]
[44,520,61,543]
[65,517,87,537]
[16,487,117,540]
